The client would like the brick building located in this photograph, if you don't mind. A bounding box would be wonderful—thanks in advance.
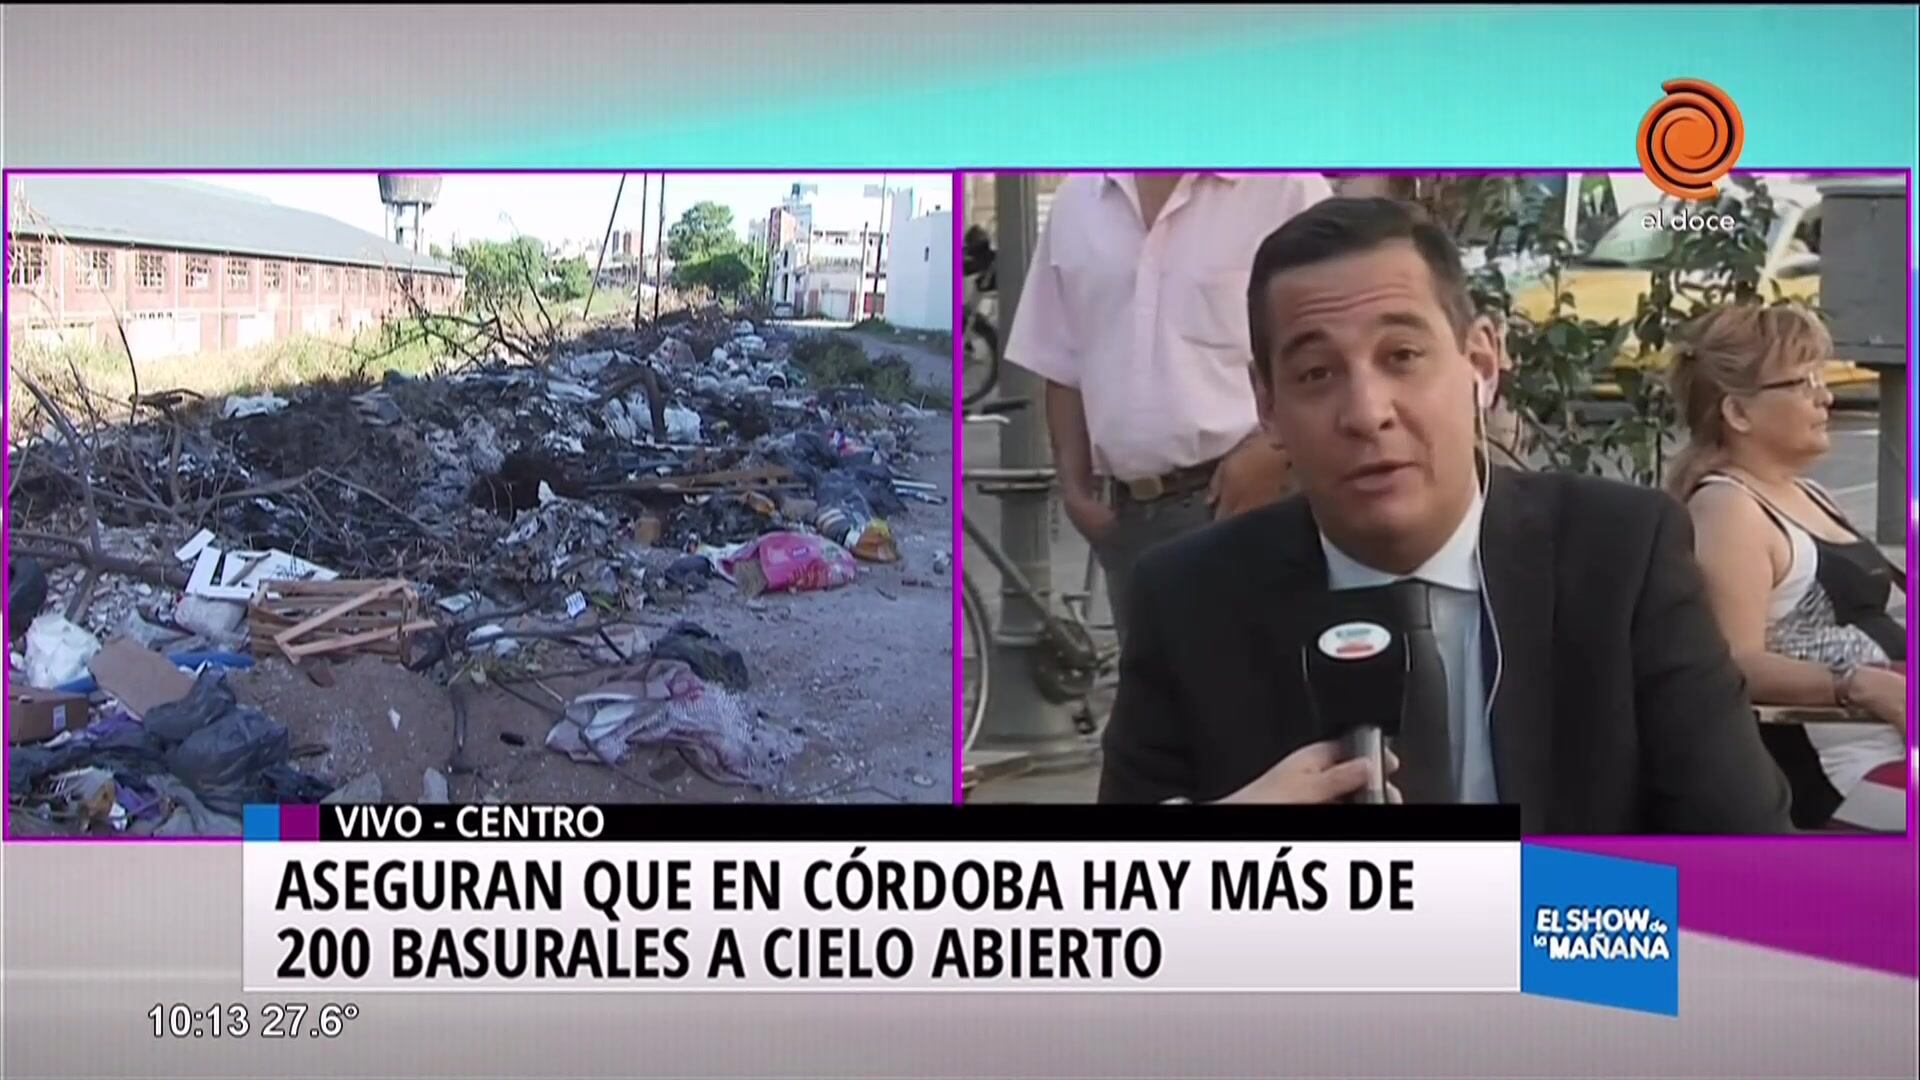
[6,177,463,361]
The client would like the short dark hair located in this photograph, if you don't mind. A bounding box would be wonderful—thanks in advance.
[1247,197,1474,379]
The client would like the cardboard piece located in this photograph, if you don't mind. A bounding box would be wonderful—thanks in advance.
[173,528,216,563]
[7,688,93,743]
[87,638,194,719]
[188,547,338,602]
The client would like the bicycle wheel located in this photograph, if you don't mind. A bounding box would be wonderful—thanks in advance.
[960,572,992,757]
[961,308,1001,408]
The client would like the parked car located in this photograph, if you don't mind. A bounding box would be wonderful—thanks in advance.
[771,302,795,318]
[1508,181,1874,400]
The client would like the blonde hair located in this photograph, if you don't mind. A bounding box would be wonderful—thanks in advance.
[1664,302,1832,499]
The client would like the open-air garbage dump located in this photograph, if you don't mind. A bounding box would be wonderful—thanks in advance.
[6,312,955,835]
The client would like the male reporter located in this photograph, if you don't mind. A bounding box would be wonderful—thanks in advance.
[1098,197,1793,834]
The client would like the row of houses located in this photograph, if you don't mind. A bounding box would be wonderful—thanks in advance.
[7,177,463,361]
[761,183,952,330]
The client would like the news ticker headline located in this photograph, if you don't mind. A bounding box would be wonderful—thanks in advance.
[244,804,1526,993]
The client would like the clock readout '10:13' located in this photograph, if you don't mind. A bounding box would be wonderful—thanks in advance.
[149,1002,361,1039]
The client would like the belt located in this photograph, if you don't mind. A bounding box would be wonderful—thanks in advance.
[1112,458,1221,503]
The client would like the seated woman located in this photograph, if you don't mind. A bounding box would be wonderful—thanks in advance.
[1667,303,1907,832]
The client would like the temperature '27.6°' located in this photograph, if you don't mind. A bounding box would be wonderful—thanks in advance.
[149,1003,361,1040]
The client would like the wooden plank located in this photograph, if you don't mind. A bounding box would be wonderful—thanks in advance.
[273,581,408,652]
[252,614,412,632]
[282,620,436,660]
[257,578,413,597]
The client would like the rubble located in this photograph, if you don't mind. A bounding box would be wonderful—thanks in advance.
[7,312,948,824]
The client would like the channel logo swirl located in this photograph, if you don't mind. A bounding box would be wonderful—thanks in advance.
[1637,78,1745,200]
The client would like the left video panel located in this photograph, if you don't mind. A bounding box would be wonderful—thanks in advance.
[3,169,960,832]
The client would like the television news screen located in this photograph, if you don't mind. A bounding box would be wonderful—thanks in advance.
[3,6,1916,1079]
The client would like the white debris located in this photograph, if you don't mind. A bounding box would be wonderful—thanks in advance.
[221,393,289,419]
[186,547,337,602]
[173,529,216,563]
[545,380,596,403]
[24,614,101,689]
[174,595,247,639]
[467,625,519,656]
[665,406,702,442]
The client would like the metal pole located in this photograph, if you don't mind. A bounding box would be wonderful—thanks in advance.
[872,175,888,321]
[632,173,650,330]
[1877,369,1905,544]
[979,173,1092,769]
[652,174,666,324]
[584,173,625,323]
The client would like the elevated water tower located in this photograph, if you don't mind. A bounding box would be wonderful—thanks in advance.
[377,173,442,253]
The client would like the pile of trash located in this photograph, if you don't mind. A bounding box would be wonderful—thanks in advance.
[7,315,943,827]
[8,635,329,835]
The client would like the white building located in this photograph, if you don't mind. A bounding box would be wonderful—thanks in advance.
[880,191,952,332]
[763,184,890,321]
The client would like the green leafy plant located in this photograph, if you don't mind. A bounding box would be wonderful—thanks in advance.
[1409,173,1795,487]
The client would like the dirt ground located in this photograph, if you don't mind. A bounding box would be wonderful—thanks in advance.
[225,411,955,806]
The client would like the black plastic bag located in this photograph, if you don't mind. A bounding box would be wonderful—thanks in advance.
[652,621,750,690]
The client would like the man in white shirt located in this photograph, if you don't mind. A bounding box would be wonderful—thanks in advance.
[1004,172,1333,642]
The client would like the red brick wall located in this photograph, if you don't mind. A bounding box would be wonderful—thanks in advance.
[7,237,460,355]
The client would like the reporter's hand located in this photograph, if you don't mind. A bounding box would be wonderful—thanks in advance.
[1209,435,1293,521]
[1213,741,1401,804]
[1062,486,1117,545]
[1854,666,1907,733]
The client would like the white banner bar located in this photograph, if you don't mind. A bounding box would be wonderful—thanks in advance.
[244,841,1520,992]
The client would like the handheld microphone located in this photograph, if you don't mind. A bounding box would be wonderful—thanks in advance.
[1299,581,1452,804]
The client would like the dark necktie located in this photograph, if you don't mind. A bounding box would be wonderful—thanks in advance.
[1388,581,1457,804]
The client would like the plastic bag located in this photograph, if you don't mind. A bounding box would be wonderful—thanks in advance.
[813,505,899,563]
[165,705,293,815]
[24,613,101,689]
[147,671,322,815]
[715,532,857,594]
[651,622,750,690]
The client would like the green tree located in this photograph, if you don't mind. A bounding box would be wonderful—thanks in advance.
[1408,172,1788,487]
[680,251,753,296]
[667,201,742,266]
[451,237,546,311]
[542,255,591,302]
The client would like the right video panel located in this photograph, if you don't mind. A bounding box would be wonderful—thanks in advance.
[960,170,1911,835]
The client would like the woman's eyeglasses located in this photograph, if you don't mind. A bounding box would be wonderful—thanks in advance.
[1752,369,1828,397]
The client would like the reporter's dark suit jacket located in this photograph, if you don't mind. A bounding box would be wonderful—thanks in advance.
[1098,467,1794,834]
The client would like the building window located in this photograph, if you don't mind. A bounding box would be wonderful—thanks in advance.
[184,255,211,290]
[321,266,338,292]
[227,257,252,290]
[923,246,930,262]
[344,267,362,292]
[74,249,114,288]
[295,264,313,291]
[10,242,46,287]
[135,251,166,290]
[263,261,284,290]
